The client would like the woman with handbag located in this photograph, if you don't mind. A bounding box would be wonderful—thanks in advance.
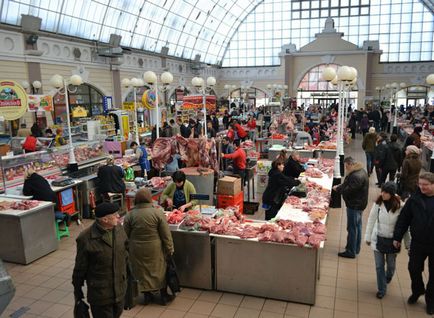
[364,182,410,299]
[262,158,300,220]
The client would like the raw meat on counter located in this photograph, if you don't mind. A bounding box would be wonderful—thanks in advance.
[166,209,185,224]
[305,167,323,178]
[285,195,302,206]
[150,176,171,188]
[0,200,39,211]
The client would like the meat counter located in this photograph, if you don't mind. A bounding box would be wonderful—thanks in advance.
[0,198,56,264]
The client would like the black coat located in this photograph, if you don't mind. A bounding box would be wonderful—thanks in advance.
[97,165,126,194]
[283,157,305,178]
[394,189,434,251]
[373,141,388,168]
[23,173,56,203]
[335,163,369,210]
[262,168,300,205]
[180,125,191,138]
[388,141,402,169]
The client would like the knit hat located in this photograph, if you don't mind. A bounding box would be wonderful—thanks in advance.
[369,127,375,133]
[406,145,421,155]
[381,182,397,196]
[95,202,119,218]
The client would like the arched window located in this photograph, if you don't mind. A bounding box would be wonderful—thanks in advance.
[298,64,340,91]
[53,83,104,122]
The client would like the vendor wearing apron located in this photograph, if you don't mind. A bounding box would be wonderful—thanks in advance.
[160,171,197,212]
[130,141,150,178]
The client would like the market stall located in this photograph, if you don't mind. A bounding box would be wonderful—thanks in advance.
[0,198,56,264]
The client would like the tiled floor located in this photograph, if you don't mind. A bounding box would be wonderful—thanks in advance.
[1,136,432,317]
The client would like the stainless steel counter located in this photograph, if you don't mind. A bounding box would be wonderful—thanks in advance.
[214,236,320,305]
[0,201,57,264]
[171,230,213,290]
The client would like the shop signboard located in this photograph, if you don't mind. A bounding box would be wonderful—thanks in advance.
[0,80,28,120]
[28,94,53,112]
[102,96,113,112]
[183,95,216,111]
[72,105,88,117]
[122,102,135,111]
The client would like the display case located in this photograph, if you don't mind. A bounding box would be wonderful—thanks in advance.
[49,140,107,171]
[0,151,62,192]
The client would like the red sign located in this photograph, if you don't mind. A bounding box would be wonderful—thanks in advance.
[182,95,216,110]
[0,99,22,107]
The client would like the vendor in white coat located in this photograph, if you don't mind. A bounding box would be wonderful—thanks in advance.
[364,182,410,299]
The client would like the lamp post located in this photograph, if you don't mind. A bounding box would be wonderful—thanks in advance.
[192,76,216,138]
[322,66,336,111]
[50,74,83,171]
[426,74,434,172]
[121,77,144,144]
[142,71,173,139]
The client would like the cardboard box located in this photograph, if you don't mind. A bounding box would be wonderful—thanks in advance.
[217,176,242,195]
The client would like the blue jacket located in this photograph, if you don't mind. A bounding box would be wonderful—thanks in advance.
[138,146,150,171]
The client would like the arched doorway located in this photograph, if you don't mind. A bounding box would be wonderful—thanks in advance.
[297,64,359,109]
[53,83,104,123]
[229,87,267,108]
[397,85,429,108]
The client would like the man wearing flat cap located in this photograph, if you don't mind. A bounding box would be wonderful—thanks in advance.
[72,202,128,318]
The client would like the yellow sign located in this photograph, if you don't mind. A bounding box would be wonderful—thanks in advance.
[0,80,28,120]
[122,102,135,111]
[121,115,129,139]
[72,106,88,117]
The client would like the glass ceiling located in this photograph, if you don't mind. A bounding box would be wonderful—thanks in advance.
[0,0,432,67]
[0,0,262,64]
[223,0,434,67]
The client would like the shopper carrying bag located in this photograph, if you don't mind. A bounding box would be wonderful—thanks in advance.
[364,182,410,299]
[166,255,180,296]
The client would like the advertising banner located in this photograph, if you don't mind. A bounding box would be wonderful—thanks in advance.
[122,102,135,111]
[182,95,216,111]
[28,94,53,112]
[0,80,28,120]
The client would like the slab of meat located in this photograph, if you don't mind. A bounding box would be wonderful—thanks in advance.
[295,235,308,247]
[152,137,177,170]
[276,219,294,230]
[0,201,12,211]
[10,200,39,210]
[285,196,302,206]
[150,177,167,188]
[166,209,185,224]
[238,225,260,239]
[258,223,278,233]
[305,168,323,178]
[258,230,274,242]
[313,222,327,234]
[308,234,325,248]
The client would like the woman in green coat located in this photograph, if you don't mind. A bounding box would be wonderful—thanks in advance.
[123,188,174,305]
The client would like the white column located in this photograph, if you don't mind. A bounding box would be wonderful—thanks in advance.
[133,87,140,144]
[203,89,207,138]
[156,81,160,139]
[64,80,76,164]
[334,81,342,179]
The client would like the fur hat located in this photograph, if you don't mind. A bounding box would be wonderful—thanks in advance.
[95,202,119,218]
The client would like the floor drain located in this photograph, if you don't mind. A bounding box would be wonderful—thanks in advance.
[10,307,30,318]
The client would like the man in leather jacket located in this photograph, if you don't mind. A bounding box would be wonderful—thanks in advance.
[333,157,369,259]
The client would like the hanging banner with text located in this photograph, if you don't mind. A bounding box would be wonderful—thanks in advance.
[122,102,135,111]
[182,95,216,111]
[0,80,28,120]
[28,94,53,112]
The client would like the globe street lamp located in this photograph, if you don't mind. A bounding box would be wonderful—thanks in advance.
[143,71,173,139]
[49,74,83,171]
[191,76,216,138]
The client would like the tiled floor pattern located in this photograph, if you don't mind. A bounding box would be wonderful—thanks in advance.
[1,136,432,317]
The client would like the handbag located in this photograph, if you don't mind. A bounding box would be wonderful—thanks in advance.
[73,300,90,318]
[124,264,139,310]
[376,206,400,254]
[166,255,181,296]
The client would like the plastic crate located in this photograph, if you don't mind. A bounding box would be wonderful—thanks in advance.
[59,203,76,214]
[217,192,244,213]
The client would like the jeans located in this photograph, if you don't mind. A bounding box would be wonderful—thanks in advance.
[374,250,396,295]
[365,152,374,174]
[345,208,362,257]
[408,245,434,306]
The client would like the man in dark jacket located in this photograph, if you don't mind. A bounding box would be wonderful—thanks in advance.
[180,120,191,138]
[333,157,369,258]
[97,156,126,198]
[393,172,434,315]
[263,158,300,220]
[283,151,305,178]
[378,134,401,185]
[373,132,388,186]
[72,202,128,318]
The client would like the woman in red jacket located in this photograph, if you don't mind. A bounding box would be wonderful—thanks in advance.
[222,140,246,185]
[232,120,248,141]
